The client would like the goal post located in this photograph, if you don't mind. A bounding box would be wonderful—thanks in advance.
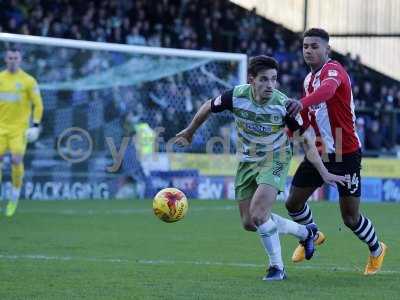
[0,33,247,83]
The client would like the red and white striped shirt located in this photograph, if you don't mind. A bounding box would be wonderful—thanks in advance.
[301,60,361,154]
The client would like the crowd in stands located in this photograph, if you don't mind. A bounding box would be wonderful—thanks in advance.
[1,0,400,154]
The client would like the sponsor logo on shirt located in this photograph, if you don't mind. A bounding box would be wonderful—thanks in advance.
[328,69,338,77]
[311,104,322,110]
[272,161,284,177]
[271,114,282,124]
[310,102,327,111]
[0,92,20,102]
[246,123,272,133]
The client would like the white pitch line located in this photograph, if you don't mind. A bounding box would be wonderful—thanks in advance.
[15,205,237,215]
[0,254,398,274]
[0,254,129,263]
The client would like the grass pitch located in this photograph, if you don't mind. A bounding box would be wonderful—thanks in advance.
[1,199,399,299]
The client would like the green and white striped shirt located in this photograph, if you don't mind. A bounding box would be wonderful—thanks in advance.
[211,84,296,162]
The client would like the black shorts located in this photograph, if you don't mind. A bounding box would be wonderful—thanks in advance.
[292,150,362,197]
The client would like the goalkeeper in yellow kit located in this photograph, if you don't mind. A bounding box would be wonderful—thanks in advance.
[0,47,43,217]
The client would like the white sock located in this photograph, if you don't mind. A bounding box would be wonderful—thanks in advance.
[10,187,20,203]
[257,218,284,270]
[271,213,309,241]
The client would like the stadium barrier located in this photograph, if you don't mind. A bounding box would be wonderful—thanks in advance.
[168,153,400,202]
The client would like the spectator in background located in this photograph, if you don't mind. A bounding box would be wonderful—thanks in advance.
[396,89,400,108]
[149,82,168,109]
[151,110,164,133]
[218,123,236,154]
[163,107,181,141]
[352,84,363,108]
[380,114,394,150]
[359,81,376,106]
[366,120,384,151]
[182,87,194,123]
[121,112,153,198]
[126,26,146,45]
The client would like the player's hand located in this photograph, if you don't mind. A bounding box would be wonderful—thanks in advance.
[322,172,347,187]
[26,126,40,143]
[175,128,193,147]
[286,99,303,117]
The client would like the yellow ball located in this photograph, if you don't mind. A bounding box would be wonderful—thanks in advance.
[153,188,188,223]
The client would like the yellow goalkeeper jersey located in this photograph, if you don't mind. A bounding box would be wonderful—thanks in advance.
[0,69,43,134]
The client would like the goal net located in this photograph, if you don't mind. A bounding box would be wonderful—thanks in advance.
[0,33,247,200]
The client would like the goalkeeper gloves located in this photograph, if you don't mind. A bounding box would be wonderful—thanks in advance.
[26,123,41,143]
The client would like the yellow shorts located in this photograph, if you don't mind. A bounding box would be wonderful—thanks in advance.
[0,130,27,156]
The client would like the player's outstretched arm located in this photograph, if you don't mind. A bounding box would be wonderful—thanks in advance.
[286,80,338,117]
[298,130,347,186]
[175,99,212,146]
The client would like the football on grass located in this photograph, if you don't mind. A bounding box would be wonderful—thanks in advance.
[153,188,188,223]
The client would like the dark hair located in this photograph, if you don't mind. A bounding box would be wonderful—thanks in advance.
[248,55,279,77]
[5,45,21,53]
[303,28,329,42]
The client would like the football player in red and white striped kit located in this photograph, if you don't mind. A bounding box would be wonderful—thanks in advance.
[285,28,387,275]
